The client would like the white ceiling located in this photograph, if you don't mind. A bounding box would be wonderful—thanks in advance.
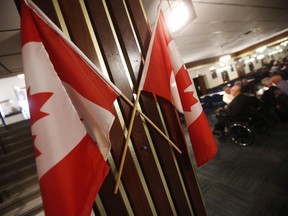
[0,0,22,78]
[143,0,288,62]
[1,0,288,79]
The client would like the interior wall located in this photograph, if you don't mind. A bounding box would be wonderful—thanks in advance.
[0,75,25,114]
[188,60,238,89]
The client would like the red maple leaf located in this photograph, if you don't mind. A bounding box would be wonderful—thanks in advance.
[27,86,53,158]
[175,67,198,112]
[27,87,53,125]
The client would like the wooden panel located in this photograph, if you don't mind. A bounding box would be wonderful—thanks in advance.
[116,1,196,214]
[32,0,61,28]
[124,0,207,215]
[84,0,175,215]
[106,0,197,214]
[97,170,129,216]
[140,93,193,216]
[57,0,100,67]
[124,0,151,60]
[58,0,154,215]
[105,0,142,86]
[158,98,208,216]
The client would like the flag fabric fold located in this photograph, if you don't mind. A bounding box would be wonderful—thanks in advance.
[139,10,217,166]
[21,0,118,215]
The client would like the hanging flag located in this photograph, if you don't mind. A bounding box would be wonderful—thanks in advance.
[21,0,119,215]
[139,10,217,166]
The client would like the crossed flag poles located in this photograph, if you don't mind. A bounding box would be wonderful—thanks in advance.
[113,81,182,194]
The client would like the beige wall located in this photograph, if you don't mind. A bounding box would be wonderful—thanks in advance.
[0,75,25,115]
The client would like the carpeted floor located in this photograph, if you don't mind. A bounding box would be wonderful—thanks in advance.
[194,115,288,216]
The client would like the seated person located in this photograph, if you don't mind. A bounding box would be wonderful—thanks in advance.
[262,77,288,122]
[275,94,288,122]
[224,85,259,117]
[233,80,242,87]
[271,75,288,95]
[213,85,260,134]
[260,77,282,108]
[222,86,234,105]
[241,79,256,96]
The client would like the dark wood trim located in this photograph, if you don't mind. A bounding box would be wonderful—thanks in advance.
[97,170,129,216]
[124,0,151,61]
[158,98,208,216]
[123,0,204,214]
[185,31,288,69]
[140,93,193,215]
[126,0,208,214]
[57,0,100,67]
[85,0,174,214]
[233,31,288,56]
[105,0,143,87]
[31,0,61,28]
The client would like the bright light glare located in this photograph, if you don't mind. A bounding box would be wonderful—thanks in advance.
[256,46,266,53]
[167,2,190,33]
[219,55,231,62]
[17,74,25,79]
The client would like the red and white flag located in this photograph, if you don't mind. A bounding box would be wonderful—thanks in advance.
[21,0,119,215]
[139,10,217,166]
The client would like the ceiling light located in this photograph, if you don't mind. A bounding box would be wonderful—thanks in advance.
[280,40,288,46]
[167,2,189,33]
[256,54,264,60]
[167,1,196,33]
[244,58,255,64]
[219,55,231,62]
[17,74,25,79]
[256,46,266,53]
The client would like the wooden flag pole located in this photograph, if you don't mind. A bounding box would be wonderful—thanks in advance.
[113,90,141,194]
[114,91,182,194]
[120,93,181,153]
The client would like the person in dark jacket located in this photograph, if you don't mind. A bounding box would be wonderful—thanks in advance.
[225,85,259,117]
[213,85,260,133]
[260,77,282,108]
[241,78,257,96]
[260,77,288,122]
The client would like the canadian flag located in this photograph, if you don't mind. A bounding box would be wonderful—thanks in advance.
[139,10,217,166]
[21,1,118,215]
